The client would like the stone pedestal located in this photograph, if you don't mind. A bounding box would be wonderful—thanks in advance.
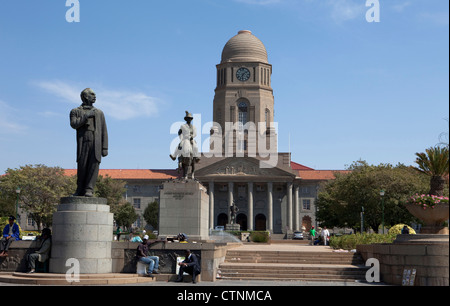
[50,197,114,274]
[225,224,240,231]
[159,180,209,241]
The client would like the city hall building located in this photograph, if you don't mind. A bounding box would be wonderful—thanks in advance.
[21,31,348,234]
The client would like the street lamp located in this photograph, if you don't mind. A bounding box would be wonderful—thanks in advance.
[380,189,385,234]
[15,187,21,223]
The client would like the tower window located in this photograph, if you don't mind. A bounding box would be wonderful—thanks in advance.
[238,101,248,127]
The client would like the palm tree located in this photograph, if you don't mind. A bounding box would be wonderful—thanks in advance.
[414,146,449,196]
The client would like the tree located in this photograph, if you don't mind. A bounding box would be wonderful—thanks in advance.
[143,201,159,230]
[114,202,138,230]
[414,146,449,197]
[94,175,127,216]
[0,165,76,230]
[316,161,429,232]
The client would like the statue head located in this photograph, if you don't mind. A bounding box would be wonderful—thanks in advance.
[81,88,96,106]
[184,111,193,123]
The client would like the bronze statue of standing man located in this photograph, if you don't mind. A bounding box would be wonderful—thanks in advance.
[70,88,108,197]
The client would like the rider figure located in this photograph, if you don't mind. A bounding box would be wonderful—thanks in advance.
[170,111,200,178]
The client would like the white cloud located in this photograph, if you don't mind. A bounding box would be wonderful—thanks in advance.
[0,100,28,134]
[33,80,162,121]
[391,1,411,12]
[327,0,365,23]
[419,11,449,26]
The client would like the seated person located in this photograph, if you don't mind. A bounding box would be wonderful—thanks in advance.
[0,216,20,257]
[130,233,143,243]
[176,250,201,284]
[26,228,52,273]
[136,235,161,277]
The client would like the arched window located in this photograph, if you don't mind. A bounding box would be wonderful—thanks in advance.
[236,214,248,231]
[238,101,248,127]
[255,214,267,231]
[217,213,228,227]
[265,109,270,128]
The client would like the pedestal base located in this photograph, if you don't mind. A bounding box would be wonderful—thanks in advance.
[50,197,114,274]
[394,234,449,245]
[225,224,240,231]
[159,179,209,241]
[420,226,449,235]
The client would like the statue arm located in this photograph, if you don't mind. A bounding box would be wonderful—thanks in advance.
[100,111,108,157]
[70,109,88,129]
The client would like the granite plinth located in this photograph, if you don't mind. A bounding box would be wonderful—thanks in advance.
[50,197,113,274]
[159,180,209,241]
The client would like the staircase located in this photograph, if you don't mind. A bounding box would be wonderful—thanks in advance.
[0,272,156,285]
[217,247,369,283]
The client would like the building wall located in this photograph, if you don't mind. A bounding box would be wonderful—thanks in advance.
[17,178,321,234]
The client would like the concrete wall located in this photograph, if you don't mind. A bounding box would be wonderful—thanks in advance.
[1,240,239,282]
[357,242,449,286]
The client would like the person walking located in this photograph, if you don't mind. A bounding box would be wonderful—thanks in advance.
[309,226,316,246]
[322,226,330,246]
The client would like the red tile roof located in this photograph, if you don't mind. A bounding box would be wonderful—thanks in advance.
[297,170,351,181]
[290,161,315,171]
[63,169,179,180]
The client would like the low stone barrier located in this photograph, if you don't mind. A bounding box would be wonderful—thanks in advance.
[0,240,239,282]
[357,235,449,286]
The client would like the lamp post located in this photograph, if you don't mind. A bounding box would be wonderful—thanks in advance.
[15,187,21,223]
[361,206,364,234]
[380,189,385,234]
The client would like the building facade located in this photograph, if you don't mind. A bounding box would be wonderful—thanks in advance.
[18,31,347,234]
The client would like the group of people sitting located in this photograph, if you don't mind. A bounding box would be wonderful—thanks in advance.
[2,217,200,283]
[1,216,52,273]
[135,233,200,283]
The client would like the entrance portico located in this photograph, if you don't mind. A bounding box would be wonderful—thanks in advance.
[196,156,300,234]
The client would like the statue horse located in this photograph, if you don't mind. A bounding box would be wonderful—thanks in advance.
[171,111,200,180]
[178,155,199,180]
[176,139,200,180]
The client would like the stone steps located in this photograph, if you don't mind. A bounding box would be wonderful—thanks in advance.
[225,252,364,265]
[0,272,199,285]
[0,272,154,285]
[217,248,368,282]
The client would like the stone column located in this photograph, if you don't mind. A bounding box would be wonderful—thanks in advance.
[228,182,234,223]
[267,182,273,233]
[287,182,293,231]
[248,182,254,231]
[50,197,114,274]
[209,182,215,230]
[294,185,300,231]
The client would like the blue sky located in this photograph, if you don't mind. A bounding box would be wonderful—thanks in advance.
[0,0,448,173]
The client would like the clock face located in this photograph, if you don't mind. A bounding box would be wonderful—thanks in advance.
[236,67,251,82]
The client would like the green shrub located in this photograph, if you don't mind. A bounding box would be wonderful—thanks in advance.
[329,233,397,250]
[250,231,270,243]
[388,224,416,235]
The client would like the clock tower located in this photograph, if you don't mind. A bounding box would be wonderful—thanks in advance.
[211,30,277,158]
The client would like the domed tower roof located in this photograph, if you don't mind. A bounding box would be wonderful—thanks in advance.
[221,30,268,64]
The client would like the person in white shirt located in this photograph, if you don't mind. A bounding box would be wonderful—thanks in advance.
[321,226,330,246]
